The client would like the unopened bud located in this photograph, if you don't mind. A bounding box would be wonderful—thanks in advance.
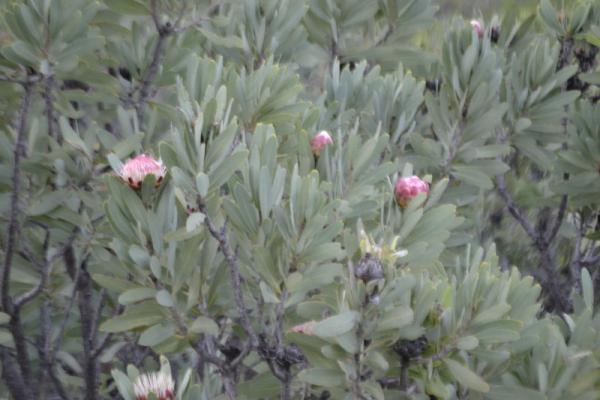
[470,20,483,38]
[394,176,429,208]
[311,130,333,157]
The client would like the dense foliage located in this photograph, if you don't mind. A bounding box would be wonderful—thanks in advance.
[1,0,600,399]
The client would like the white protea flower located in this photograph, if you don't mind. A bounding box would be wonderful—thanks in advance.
[133,371,175,400]
[119,154,167,189]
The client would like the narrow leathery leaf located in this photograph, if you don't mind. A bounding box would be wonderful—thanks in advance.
[456,336,479,351]
[297,368,345,387]
[118,288,157,305]
[156,290,174,307]
[444,358,490,393]
[581,268,593,310]
[138,324,176,347]
[313,311,359,338]
[189,316,219,335]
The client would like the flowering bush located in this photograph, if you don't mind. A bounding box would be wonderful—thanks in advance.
[1,1,600,400]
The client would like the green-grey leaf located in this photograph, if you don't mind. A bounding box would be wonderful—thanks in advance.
[444,358,490,393]
[313,311,359,338]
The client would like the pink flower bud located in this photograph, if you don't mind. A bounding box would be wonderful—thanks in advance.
[311,130,333,156]
[119,154,166,189]
[470,20,483,38]
[290,320,318,335]
[133,372,174,400]
[395,176,429,208]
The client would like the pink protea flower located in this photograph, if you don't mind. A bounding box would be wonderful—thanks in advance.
[470,19,484,38]
[395,176,429,208]
[291,320,318,335]
[119,154,166,189]
[311,130,333,156]
[133,372,174,400]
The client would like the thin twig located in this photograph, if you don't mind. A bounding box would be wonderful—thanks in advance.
[14,231,78,309]
[569,213,584,291]
[375,25,394,47]
[275,288,288,345]
[546,194,567,244]
[172,1,224,33]
[77,259,99,400]
[196,196,258,347]
[48,251,82,364]
[43,75,59,143]
[134,0,174,125]
[495,174,544,249]
[192,337,237,400]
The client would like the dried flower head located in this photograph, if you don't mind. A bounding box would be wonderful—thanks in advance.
[133,371,175,400]
[470,19,484,38]
[394,176,429,208]
[120,154,166,189]
[393,336,428,362]
[355,253,384,283]
[311,130,333,156]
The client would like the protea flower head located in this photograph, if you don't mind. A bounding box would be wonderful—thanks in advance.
[133,371,175,400]
[470,19,483,38]
[290,320,317,335]
[119,154,166,189]
[311,130,333,156]
[395,175,429,208]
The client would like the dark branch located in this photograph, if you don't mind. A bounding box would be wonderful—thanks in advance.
[196,196,258,347]
[0,347,31,400]
[2,81,34,314]
[133,0,174,125]
[495,173,544,249]
[43,75,59,143]
[14,231,78,309]
[0,80,35,400]
[546,194,567,244]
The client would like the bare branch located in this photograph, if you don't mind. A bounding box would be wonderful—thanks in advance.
[496,173,544,249]
[48,250,82,364]
[133,0,174,125]
[0,347,31,399]
[196,196,258,347]
[77,259,100,400]
[192,337,237,400]
[374,24,394,48]
[2,81,34,314]
[546,194,567,244]
[150,0,162,30]
[275,288,288,345]
[0,80,36,400]
[0,75,42,85]
[14,232,77,309]
[172,1,225,33]
[569,213,584,290]
[43,75,59,143]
